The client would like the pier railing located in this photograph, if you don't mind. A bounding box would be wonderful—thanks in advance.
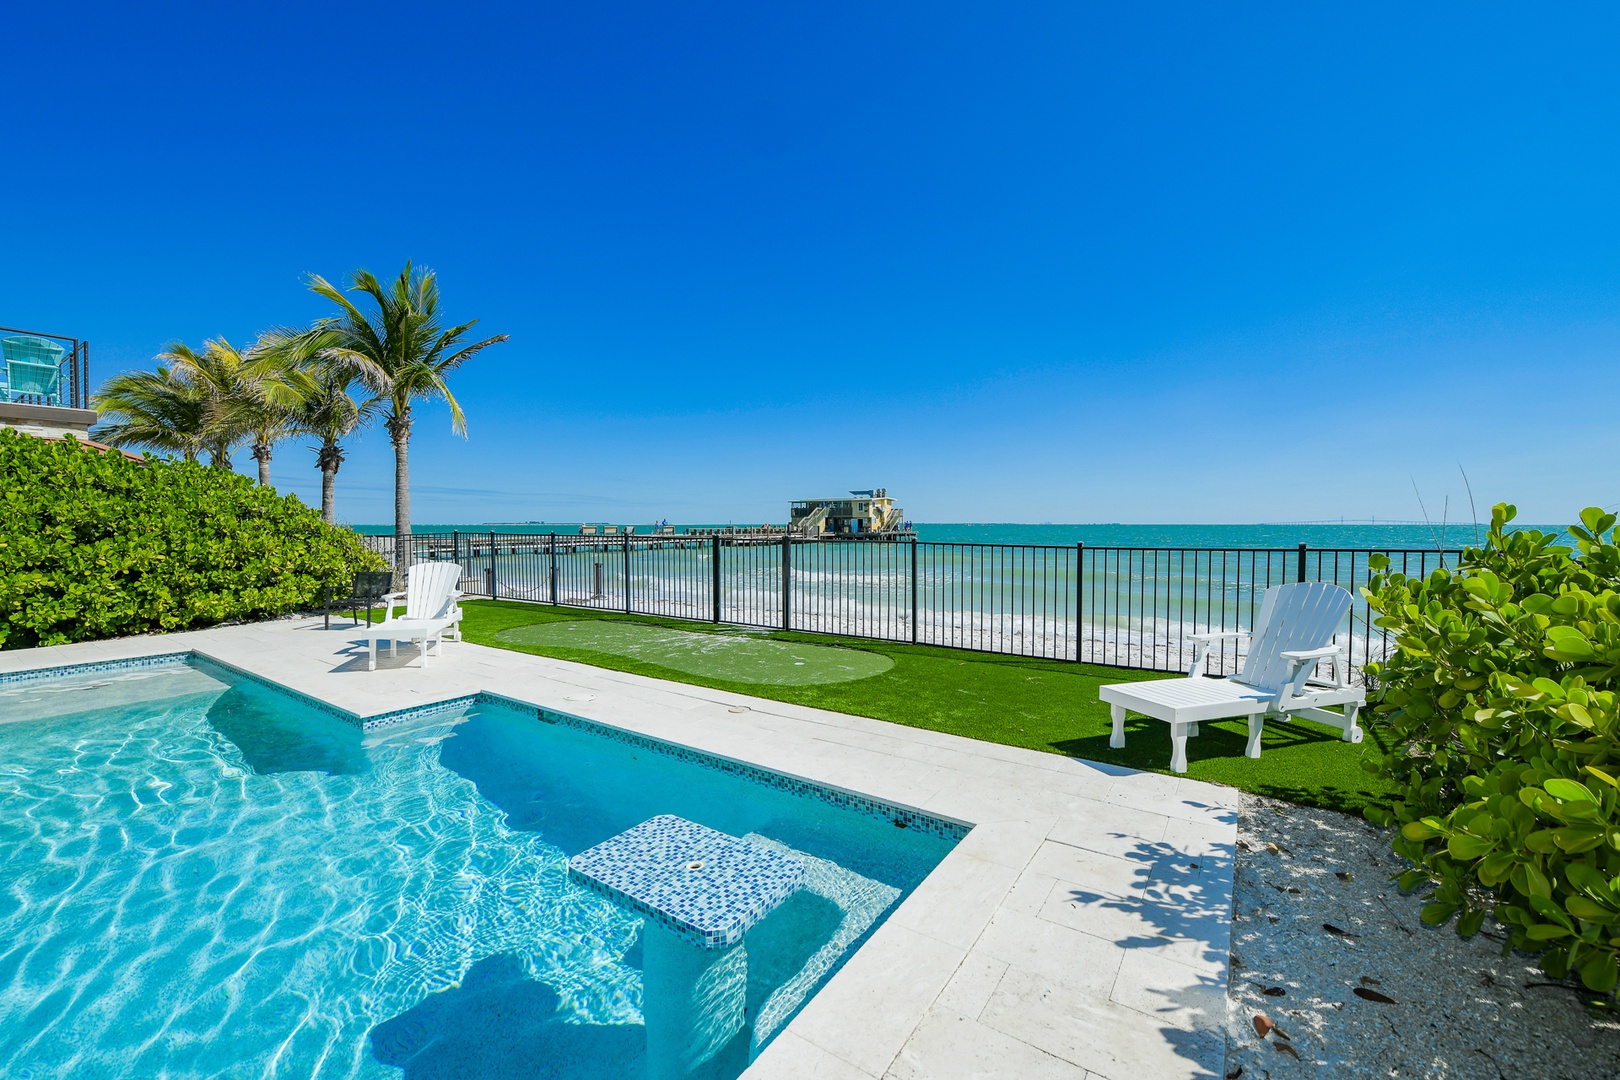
[358,532,1461,679]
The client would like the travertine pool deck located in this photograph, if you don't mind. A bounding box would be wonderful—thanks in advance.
[1,614,1240,1080]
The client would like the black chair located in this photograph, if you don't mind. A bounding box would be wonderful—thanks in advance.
[324,571,395,629]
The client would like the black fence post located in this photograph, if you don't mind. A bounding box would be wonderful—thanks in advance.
[489,531,498,598]
[452,530,460,576]
[549,533,558,604]
[910,538,919,643]
[624,533,632,614]
[711,536,722,622]
[1075,541,1085,662]
[1297,542,1308,583]
[782,534,792,630]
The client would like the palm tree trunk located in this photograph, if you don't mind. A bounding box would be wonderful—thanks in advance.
[254,441,272,486]
[321,462,338,524]
[316,439,345,526]
[387,410,413,588]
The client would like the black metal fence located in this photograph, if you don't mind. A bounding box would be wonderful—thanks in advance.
[361,532,1461,679]
[0,325,91,409]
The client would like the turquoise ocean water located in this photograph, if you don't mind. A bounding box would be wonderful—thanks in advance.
[354,521,1552,549]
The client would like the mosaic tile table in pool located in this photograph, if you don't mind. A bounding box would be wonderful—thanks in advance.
[569,814,807,949]
[572,816,808,1080]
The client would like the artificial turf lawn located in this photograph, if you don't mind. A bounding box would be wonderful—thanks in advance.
[459,600,1395,815]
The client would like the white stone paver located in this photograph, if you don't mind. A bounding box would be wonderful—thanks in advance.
[980,966,1226,1078]
[887,1005,1088,1080]
[0,614,1240,1080]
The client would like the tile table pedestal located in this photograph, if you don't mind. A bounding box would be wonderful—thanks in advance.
[570,815,805,1080]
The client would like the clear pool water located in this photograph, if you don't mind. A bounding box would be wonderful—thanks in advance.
[0,660,957,1079]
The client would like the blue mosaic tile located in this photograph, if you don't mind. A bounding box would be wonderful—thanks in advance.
[186,654,477,731]
[360,695,480,731]
[569,815,805,949]
[188,654,364,725]
[0,652,192,687]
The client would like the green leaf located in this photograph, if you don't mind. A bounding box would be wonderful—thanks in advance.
[1579,951,1619,993]
[1566,895,1613,922]
[1421,902,1458,926]
[1566,863,1611,897]
[1517,862,1554,900]
[1397,869,1430,891]
[1447,833,1494,860]
[1579,507,1617,539]
[1545,627,1597,661]
[1586,766,1620,788]
[1478,851,1517,886]
[1545,778,1599,803]
[1552,826,1607,854]
[1401,819,1441,841]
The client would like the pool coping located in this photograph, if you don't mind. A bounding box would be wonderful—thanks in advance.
[0,616,1240,1080]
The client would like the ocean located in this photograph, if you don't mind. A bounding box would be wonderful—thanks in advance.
[351,521,1544,549]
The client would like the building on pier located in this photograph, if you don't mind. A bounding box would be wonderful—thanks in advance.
[789,489,911,537]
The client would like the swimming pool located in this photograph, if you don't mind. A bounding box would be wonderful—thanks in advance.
[0,657,960,1079]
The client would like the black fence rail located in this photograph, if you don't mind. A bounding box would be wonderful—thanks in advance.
[360,532,1461,679]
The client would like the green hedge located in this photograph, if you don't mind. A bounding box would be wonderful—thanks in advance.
[1365,504,1620,995]
[0,429,384,648]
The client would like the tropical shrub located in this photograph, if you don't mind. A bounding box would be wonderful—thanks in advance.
[0,429,384,648]
[1364,503,1620,995]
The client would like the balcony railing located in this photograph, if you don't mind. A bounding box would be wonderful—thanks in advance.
[1,326,90,410]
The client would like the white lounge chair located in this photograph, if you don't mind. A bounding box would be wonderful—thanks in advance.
[1098,581,1365,773]
[358,562,464,671]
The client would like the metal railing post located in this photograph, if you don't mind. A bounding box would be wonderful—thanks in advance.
[910,538,919,643]
[489,531,498,598]
[1075,541,1084,662]
[452,530,460,581]
[549,533,558,604]
[624,533,632,613]
[712,535,722,622]
[782,534,792,630]
[1297,542,1308,583]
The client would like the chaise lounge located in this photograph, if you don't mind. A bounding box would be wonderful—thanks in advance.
[357,562,464,671]
[1099,581,1365,773]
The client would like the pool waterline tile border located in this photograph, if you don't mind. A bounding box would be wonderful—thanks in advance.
[0,651,193,686]
[189,653,482,729]
[5,650,970,843]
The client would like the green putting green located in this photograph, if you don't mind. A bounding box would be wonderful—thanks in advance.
[494,621,895,685]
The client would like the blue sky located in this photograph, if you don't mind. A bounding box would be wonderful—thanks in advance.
[4,3,1616,526]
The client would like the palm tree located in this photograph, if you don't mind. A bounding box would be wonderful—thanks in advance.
[258,327,381,524]
[153,340,247,468]
[92,366,211,461]
[300,373,379,524]
[162,337,310,485]
[304,263,507,582]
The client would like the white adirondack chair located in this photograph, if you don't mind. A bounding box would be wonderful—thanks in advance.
[1098,581,1365,773]
[357,562,464,671]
